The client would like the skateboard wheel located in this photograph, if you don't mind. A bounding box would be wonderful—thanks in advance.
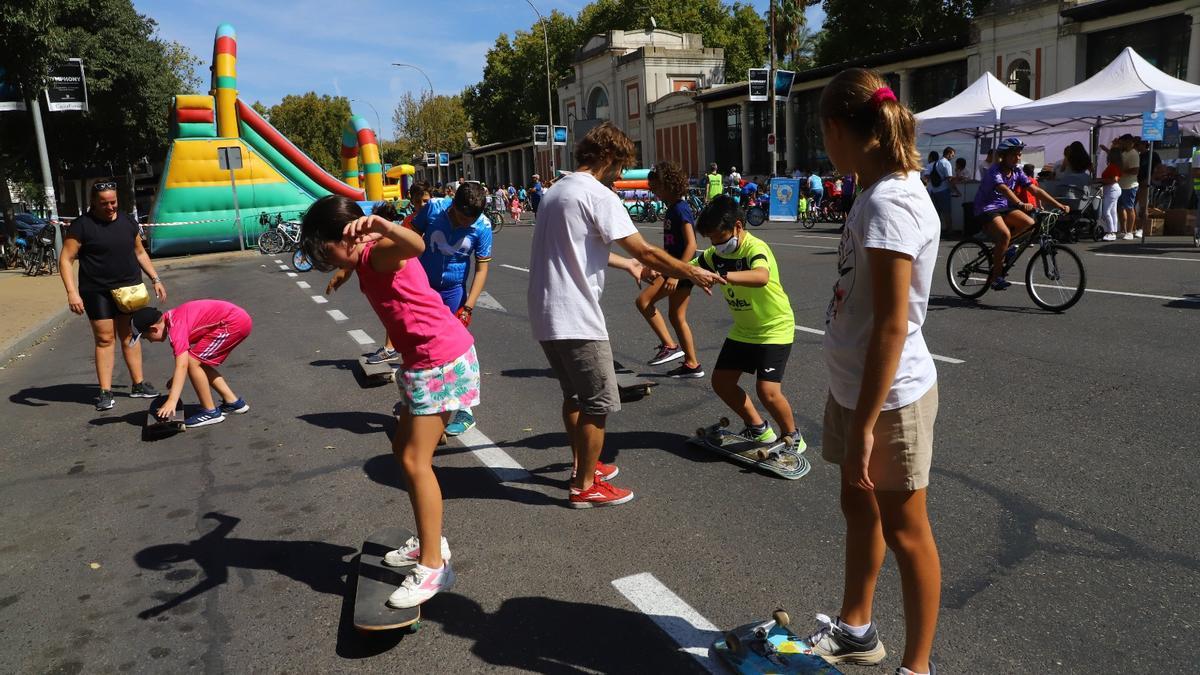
[719,417,730,428]
[724,631,743,656]
[756,448,770,460]
[408,621,420,634]
[773,609,790,627]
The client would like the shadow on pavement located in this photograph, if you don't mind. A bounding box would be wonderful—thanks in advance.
[504,430,703,466]
[935,467,1200,610]
[309,359,378,388]
[334,553,408,658]
[927,294,1046,315]
[133,512,355,620]
[10,383,103,407]
[1164,294,1200,310]
[88,410,143,428]
[361,453,560,506]
[298,411,395,437]
[420,593,706,673]
[499,367,554,379]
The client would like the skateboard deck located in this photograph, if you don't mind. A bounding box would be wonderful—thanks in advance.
[713,612,843,674]
[613,360,657,402]
[143,401,185,441]
[353,527,421,633]
[357,354,401,386]
[688,418,811,480]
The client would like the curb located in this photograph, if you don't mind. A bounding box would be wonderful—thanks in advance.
[0,250,260,368]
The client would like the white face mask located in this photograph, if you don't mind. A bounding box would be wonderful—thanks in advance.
[715,236,739,255]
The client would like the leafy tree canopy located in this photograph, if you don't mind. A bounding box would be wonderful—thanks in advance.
[253,93,352,174]
[815,0,988,66]
[391,92,471,158]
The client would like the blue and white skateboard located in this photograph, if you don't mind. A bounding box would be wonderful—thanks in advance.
[713,609,843,674]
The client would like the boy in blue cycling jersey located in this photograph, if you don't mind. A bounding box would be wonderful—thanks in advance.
[412,182,493,435]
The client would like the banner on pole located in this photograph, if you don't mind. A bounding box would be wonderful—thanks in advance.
[437,152,449,167]
[424,152,436,167]
[552,125,568,146]
[768,178,799,222]
[773,70,795,99]
[45,59,88,112]
[0,66,26,111]
[533,125,550,146]
[1141,111,1165,142]
[748,68,769,102]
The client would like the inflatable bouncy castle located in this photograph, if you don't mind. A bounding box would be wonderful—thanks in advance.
[148,24,411,255]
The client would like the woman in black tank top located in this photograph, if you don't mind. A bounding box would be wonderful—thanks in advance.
[58,180,167,411]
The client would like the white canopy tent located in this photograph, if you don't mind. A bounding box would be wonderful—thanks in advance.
[915,72,1033,137]
[1001,47,1200,129]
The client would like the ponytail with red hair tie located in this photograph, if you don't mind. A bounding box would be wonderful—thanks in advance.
[869,86,897,109]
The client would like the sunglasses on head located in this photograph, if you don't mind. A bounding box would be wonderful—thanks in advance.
[92,181,118,193]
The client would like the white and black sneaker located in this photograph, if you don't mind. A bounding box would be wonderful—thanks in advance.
[666,362,705,378]
[802,614,887,665]
[130,381,159,398]
[95,389,115,411]
[647,344,684,366]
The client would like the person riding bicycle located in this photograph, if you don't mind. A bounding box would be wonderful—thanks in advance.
[972,137,1070,290]
[808,171,824,210]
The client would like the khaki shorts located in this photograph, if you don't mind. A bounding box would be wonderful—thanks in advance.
[540,339,621,416]
[822,383,938,491]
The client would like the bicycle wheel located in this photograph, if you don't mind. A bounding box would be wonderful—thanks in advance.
[627,203,645,222]
[746,206,766,227]
[945,240,992,299]
[488,211,504,233]
[258,230,285,255]
[291,248,313,272]
[802,211,815,229]
[1025,243,1085,312]
[25,247,43,276]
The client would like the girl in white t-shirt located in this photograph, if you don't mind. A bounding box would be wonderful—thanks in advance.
[801,68,941,675]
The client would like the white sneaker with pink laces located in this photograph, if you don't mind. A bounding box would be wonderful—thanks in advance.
[382,535,452,568]
[386,563,456,608]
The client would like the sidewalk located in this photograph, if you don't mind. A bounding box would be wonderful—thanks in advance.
[0,250,258,365]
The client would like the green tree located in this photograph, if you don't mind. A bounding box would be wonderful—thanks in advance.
[771,0,820,67]
[378,139,419,167]
[391,92,471,156]
[815,0,988,66]
[257,93,352,174]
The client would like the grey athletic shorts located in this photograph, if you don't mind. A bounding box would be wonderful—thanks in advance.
[540,339,621,416]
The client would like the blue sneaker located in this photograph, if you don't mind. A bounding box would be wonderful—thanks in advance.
[444,409,475,437]
[185,408,225,428]
[219,398,250,415]
[991,276,1012,291]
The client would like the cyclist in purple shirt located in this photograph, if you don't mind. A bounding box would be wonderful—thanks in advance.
[973,138,1069,290]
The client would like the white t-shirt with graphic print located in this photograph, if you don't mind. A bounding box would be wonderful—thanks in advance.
[824,171,940,411]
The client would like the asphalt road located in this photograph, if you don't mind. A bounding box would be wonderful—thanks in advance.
[2,221,1198,674]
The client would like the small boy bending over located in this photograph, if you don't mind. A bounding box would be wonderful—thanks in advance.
[131,300,252,428]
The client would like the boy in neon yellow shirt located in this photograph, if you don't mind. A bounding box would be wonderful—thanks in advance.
[693,194,803,447]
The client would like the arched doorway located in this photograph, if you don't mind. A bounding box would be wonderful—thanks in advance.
[1006,58,1031,98]
[587,86,610,120]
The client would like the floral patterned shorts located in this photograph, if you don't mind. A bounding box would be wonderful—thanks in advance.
[396,346,481,416]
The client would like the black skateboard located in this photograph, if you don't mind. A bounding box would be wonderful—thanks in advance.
[614,360,657,402]
[143,400,185,441]
[353,527,421,633]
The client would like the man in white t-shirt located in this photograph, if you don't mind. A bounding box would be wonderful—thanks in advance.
[927,147,954,232]
[727,166,742,187]
[528,122,723,508]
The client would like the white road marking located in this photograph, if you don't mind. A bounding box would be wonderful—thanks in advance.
[762,240,837,250]
[1011,281,1200,303]
[278,264,289,270]
[326,309,348,322]
[474,291,507,312]
[347,329,374,345]
[274,259,283,263]
[286,272,297,277]
[296,281,310,289]
[500,263,530,273]
[793,233,842,240]
[611,573,722,672]
[457,427,545,487]
[311,295,328,304]
[794,325,964,363]
[1095,252,1200,263]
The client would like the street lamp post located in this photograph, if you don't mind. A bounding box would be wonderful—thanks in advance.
[391,62,437,183]
[349,98,383,142]
[524,0,556,177]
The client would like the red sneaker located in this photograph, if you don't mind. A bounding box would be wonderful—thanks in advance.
[568,478,634,509]
[594,461,619,481]
[570,461,619,481]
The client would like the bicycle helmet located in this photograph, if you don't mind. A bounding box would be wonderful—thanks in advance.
[997,137,1026,153]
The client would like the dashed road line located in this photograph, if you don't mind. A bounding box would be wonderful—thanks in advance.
[327,309,348,322]
[500,263,530,273]
[274,259,283,263]
[761,240,837,250]
[278,264,289,270]
[311,295,328,304]
[793,233,842,240]
[296,281,310,289]
[1094,252,1200,263]
[794,325,964,363]
[456,428,554,495]
[474,291,507,313]
[347,329,374,346]
[611,573,722,673]
[286,272,297,277]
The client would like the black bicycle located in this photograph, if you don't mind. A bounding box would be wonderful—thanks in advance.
[945,208,1086,312]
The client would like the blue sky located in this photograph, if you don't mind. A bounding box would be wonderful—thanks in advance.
[133,0,824,140]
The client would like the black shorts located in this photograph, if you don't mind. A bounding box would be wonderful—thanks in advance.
[714,339,791,383]
[80,288,127,321]
[975,208,1015,229]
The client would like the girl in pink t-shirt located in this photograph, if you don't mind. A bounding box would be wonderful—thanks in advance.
[300,195,478,609]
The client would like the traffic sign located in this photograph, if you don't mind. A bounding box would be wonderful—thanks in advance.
[767,133,776,154]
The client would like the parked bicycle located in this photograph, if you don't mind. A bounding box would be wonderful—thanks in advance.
[23,224,59,277]
[483,207,506,234]
[257,213,302,255]
[945,208,1086,312]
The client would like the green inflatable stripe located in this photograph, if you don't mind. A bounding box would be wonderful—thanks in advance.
[149,182,313,255]
[177,122,216,138]
[239,119,330,199]
[621,168,651,180]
